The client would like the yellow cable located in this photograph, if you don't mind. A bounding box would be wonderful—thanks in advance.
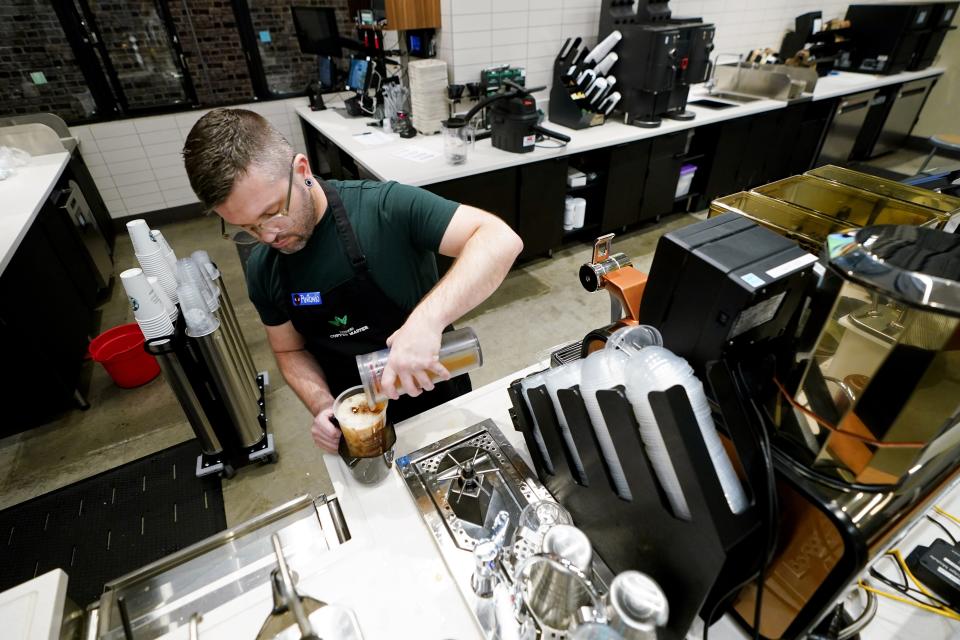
[859,581,960,621]
[934,506,960,529]
[891,549,941,603]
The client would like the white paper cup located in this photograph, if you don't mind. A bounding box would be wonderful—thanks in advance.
[151,230,179,271]
[127,220,157,255]
[120,268,167,323]
[147,275,178,321]
[136,312,175,339]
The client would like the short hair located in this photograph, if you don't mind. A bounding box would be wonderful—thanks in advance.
[182,108,293,210]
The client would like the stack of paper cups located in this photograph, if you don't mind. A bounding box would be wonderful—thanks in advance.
[563,197,587,231]
[147,275,178,322]
[120,268,175,339]
[151,229,178,272]
[128,220,178,304]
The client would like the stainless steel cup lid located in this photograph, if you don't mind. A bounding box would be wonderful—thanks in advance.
[541,524,593,572]
[608,570,668,627]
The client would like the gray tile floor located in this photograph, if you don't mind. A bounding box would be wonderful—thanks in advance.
[1,150,957,527]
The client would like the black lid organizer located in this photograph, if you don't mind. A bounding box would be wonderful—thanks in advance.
[508,359,767,640]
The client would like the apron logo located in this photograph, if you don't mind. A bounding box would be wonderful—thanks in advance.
[291,291,322,306]
[328,314,349,328]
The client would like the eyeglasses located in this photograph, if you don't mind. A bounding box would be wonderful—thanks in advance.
[220,156,297,245]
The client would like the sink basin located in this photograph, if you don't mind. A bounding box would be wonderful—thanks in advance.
[708,91,761,103]
[689,98,738,109]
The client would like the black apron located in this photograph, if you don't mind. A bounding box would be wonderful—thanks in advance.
[279,181,471,424]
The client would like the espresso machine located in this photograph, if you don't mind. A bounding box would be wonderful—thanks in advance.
[598,0,715,127]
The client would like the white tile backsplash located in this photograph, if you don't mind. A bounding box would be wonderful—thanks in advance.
[108,158,152,176]
[102,146,147,165]
[440,0,909,94]
[118,182,161,199]
[493,12,529,29]
[113,170,158,187]
[152,164,188,180]
[149,153,185,170]
[96,135,143,152]
[91,120,137,139]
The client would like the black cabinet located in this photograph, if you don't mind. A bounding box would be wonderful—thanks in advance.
[0,201,97,434]
[641,131,689,221]
[603,141,651,231]
[424,168,519,230]
[518,158,567,259]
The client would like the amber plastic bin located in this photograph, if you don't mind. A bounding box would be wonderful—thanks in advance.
[708,192,857,253]
[807,165,960,215]
[752,175,948,230]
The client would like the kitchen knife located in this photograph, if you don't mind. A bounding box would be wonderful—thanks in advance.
[584,30,623,65]
[558,37,574,62]
[593,52,619,77]
[576,68,597,90]
[599,91,622,115]
[585,77,608,104]
[595,76,617,105]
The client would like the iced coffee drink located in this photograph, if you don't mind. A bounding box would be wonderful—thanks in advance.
[334,386,389,458]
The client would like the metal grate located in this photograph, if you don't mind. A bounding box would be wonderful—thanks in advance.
[0,440,225,607]
[550,341,583,367]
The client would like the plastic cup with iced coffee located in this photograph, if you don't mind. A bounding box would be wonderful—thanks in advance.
[333,385,390,458]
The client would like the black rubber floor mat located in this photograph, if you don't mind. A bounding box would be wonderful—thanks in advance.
[0,439,226,607]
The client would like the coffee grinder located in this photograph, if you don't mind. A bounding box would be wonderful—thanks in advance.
[725,224,960,638]
[598,0,715,127]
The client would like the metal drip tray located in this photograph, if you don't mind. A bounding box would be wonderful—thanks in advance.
[397,420,552,552]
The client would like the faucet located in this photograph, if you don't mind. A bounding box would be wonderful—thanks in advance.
[705,52,745,94]
[472,511,511,597]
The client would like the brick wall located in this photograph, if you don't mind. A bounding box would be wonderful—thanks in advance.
[0,0,97,122]
[88,0,190,109]
[168,0,256,105]
[1,0,352,124]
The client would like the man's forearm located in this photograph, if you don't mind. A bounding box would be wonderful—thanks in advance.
[411,222,522,330]
[274,349,335,415]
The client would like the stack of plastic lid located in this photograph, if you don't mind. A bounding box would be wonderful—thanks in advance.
[541,360,587,481]
[580,349,632,499]
[624,346,748,520]
[519,371,555,474]
[177,258,218,312]
[119,268,175,339]
[127,220,178,304]
[408,59,449,135]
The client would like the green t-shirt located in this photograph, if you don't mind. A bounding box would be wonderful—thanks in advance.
[245,180,459,327]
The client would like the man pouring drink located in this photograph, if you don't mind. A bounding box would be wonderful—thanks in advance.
[182,108,523,453]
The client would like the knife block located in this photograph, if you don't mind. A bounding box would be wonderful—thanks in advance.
[548,56,606,130]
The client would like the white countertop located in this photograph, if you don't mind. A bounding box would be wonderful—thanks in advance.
[0,152,71,274]
[121,357,960,640]
[810,66,945,101]
[298,68,944,188]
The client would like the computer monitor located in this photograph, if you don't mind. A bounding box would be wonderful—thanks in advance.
[291,6,341,57]
[317,55,335,90]
[345,57,371,92]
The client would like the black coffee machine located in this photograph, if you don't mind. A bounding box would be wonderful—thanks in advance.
[598,0,714,128]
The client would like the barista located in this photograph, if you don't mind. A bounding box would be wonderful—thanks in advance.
[183,108,523,452]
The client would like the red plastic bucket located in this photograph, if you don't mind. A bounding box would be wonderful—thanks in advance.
[89,323,161,388]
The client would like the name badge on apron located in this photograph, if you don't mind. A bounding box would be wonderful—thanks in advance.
[291,291,322,306]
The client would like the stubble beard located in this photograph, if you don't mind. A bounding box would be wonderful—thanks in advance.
[272,185,317,254]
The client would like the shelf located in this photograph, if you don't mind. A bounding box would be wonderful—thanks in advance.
[563,222,601,238]
[679,153,706,164]
[674,191,700,203]
[566,181,602,193]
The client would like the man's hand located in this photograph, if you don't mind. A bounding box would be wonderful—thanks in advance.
[311,408,340,452]
[380,319,451,399]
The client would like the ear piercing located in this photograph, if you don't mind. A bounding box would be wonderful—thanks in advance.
[305,178,314,187]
